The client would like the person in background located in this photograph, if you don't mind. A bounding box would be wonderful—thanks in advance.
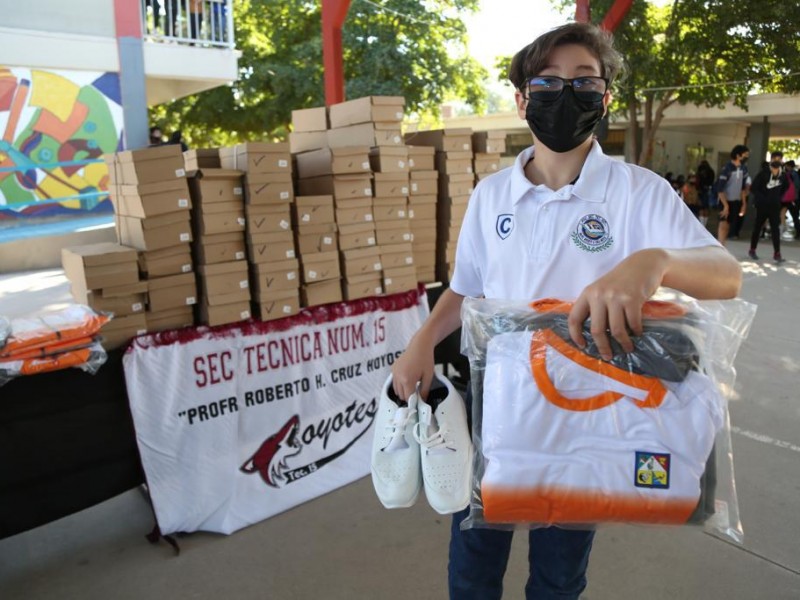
[168,130,188,152]
[784,160,800,240]
[696,159,716,227]
[149,126,163,146]
[682,173,701,218]
[749,156,788,263]
[716,144,750,245]
[391,22,742,600]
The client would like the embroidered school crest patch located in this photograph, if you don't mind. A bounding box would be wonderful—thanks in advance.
[496,214,514,240]
[634,451,670,489]
[571,214,613,252]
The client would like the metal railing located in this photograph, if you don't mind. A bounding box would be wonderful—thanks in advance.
[141,0,235,49]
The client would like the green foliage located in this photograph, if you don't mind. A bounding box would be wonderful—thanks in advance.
[150,0,487,148]
[769,139,800,159]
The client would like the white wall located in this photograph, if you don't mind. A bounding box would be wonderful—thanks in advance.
[0,0,115,37]
[649,124,749,176]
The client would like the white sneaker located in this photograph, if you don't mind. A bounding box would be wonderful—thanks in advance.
[370,375,422,508]
[414,375,473,514]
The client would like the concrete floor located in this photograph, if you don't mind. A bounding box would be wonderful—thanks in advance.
[1,238,799,599]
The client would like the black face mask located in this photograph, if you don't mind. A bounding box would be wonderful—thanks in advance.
[525,87,605,153]
[770,161,782,168]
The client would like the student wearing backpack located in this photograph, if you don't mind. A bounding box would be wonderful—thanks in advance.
[782,158,800,240]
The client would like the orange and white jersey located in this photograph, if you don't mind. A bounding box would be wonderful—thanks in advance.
[480,328,724,526]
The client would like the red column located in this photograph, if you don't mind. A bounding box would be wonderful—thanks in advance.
[576,0,590,23]
[322,0,351,106]
[600,0,634,32]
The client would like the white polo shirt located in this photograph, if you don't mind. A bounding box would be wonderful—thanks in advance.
[450,142,720,300]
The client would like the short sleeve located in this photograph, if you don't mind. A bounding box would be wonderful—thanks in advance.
[449,191,483,298]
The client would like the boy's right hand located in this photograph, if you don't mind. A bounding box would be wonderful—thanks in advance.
[391,336,435,401]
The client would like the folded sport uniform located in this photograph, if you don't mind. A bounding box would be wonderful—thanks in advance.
[480,327,723,525]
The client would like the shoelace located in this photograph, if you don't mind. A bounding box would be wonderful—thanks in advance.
[382,405,418,452]
[414,406,456,454]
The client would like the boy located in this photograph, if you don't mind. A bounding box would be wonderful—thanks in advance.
[391,22,742,600]
[716,144,750,244]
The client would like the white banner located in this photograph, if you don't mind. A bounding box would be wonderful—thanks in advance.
[123,288,429,535]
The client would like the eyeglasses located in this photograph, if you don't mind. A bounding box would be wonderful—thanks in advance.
[523,75,609,100]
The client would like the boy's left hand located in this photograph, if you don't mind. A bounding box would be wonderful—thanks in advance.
[567,249,668,361]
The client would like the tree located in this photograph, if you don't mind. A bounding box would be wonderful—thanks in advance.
[553,0,800,167]
[150,0,487,147]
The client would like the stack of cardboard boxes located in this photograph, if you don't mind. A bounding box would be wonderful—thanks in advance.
[219,142,297,322]
[106,144,197,335]
[472,131,506,185]
[186,149,250,327]
[404,128,474,282]
[62,243,148,348]
[406,145,437,283]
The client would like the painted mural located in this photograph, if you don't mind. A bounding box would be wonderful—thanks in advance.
[0,67,124,220]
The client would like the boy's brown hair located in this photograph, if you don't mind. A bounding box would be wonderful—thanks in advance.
[508,22,624,90]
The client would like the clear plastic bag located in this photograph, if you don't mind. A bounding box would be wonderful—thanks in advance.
[459,296,756,544]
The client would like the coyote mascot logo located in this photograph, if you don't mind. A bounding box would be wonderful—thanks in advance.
[240,415,302,488]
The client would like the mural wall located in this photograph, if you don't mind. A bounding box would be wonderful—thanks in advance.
[0,67,124,220]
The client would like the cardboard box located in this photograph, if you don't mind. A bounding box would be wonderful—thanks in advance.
[293,195,336,226]
[196,301,251,327]
[327,122,403,148]
[473,153,502,174]
[296,222,338,255]
[289,130,329,154]
[146,306,195,332]
[334,198,373,225]
[193,232,246,265]
[337,222,376,251]
[115,145,186,185]
[472,131,507,154]
[247,231,296,264]
[379,243,414,269]
[373,172,409,198]
[369,146,409,173]
[301,279,342,307]
[116,179,191,218]
[250,259,300,294]
[297,174,373,200]
[219,143,291,174]
[404,128,472,152]
[342,273,383,301]
[440,174,474,198]
[188,169,244,205]
[99,313,148,350]
[440,201,469,222]
[409,219,437,243]
[409,170,438,196]
[436,151,473,175]
[294,147,371,178]
[382,265,418,294]
[407,145,435,170]
[301,250,341,283]
[328,95,405,128]
[193,205,246,236]
[89,280,148,298]
[246,203,293,234]
[184,149,220,171]
[407,201,436,221]
[292,106,328,132]
[244,172,294,204]
[375,220,412,245]
[340,246,382,280]
[253,288,301,321]
[372,197,408,222]
[62,243,139,290]
[202,288,251,307]
[147,272,197,312]
[138,245,193,278]
[72,287,146,317]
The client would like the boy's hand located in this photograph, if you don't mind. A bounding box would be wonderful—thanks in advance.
[391,335,435,401]
[567,249,668,361]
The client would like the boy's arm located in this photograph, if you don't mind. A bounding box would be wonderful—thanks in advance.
[568,246,742,361]
[391,288,465,400]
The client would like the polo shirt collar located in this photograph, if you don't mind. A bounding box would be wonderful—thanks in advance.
[510,141,612,206]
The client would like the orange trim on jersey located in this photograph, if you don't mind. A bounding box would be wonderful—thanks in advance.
[529,298,688,319]
[0,336,96,360]
[530,329,667,412]
[14,348,94,376]
[481,484,698,525]
[0,313,109,357]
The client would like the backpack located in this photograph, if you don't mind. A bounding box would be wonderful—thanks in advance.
[782,172,796,204]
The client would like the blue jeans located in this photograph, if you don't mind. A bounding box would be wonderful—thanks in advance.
[449,385,595,599]
[448,510,595,599]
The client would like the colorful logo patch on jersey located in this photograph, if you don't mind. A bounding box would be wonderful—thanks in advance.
[635,451,670,489]
[496,213,514,239]
[571,214,613,252]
